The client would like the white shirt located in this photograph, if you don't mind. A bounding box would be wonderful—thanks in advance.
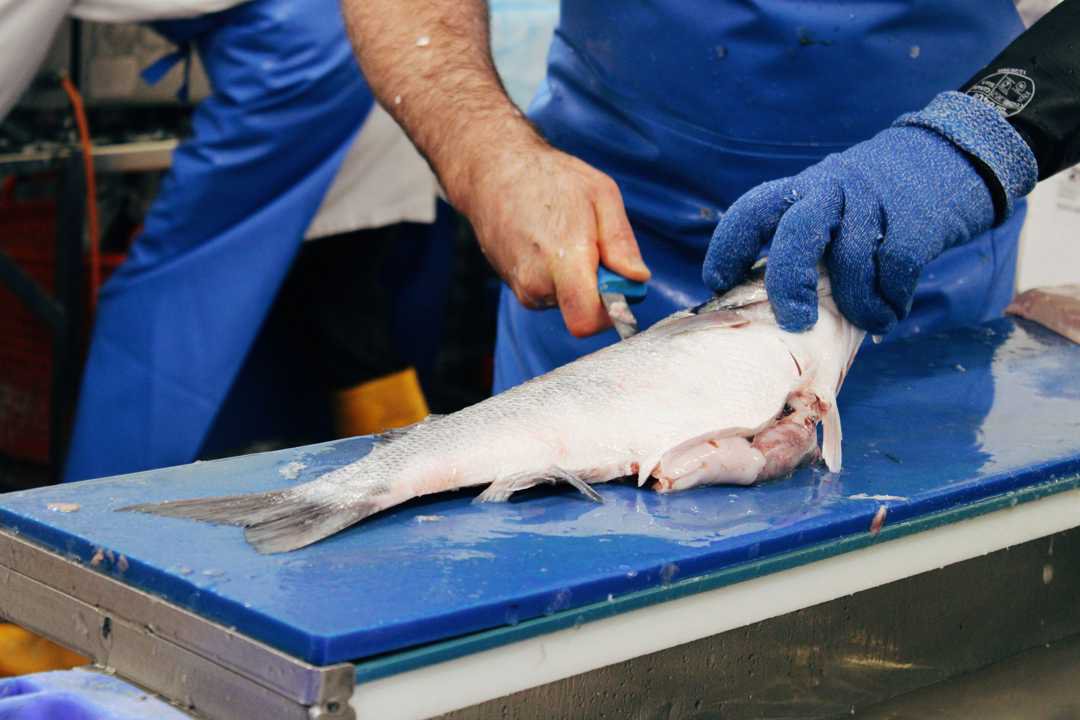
[0,1,247,120]
[0,0,438,234]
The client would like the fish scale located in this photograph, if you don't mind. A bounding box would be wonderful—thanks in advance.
[123,274,864,553]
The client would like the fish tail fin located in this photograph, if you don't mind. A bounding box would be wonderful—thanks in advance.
[120,491,290,526]
[120,491,382,554]
[242,498,380,554]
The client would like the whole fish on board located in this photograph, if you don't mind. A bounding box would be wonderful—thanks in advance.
[122,271,865,553]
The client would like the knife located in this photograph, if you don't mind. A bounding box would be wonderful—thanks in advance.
[597,266,647,339]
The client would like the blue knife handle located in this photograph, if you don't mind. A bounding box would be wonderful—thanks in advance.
[597,267,647,303]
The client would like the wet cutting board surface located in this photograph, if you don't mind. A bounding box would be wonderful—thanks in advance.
[2,319,1079,667]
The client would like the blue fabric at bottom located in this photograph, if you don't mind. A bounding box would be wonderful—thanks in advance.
[0,670,189,720]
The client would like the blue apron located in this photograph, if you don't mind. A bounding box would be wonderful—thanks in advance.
[494,0,1027,392]
[63,0,374,482]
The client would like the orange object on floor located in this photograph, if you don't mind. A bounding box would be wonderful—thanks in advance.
[334,367,430,437]
[0,624,87,677]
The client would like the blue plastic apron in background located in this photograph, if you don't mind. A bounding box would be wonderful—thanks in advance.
[494,0,1027,392]
[63,0,374,482]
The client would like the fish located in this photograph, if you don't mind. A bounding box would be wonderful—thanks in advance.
[1006,284,1080,345]
[121,271,865,553]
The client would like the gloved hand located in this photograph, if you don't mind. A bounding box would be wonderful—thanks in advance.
[703,91,1038,333]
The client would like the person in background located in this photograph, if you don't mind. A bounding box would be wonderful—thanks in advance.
[1,0,444,678]
[0,0,443,482]
[340,0,1079,394]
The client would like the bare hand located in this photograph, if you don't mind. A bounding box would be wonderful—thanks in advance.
[452,138,650,337]
[343,0,646,337]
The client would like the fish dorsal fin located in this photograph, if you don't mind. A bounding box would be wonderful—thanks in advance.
[647,309,753,342]
[700,261,834,314]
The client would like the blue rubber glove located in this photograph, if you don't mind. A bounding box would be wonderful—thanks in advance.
[703,92,1038,333]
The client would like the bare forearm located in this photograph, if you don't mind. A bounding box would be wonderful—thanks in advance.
[342,0,649,338]
[341,0,541,212]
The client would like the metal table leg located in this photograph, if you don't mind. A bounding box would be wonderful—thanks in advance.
[49,154,86,479]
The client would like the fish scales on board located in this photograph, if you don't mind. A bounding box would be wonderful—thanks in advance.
[121,272,865,553]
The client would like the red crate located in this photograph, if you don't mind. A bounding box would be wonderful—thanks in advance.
[0,180,123,464]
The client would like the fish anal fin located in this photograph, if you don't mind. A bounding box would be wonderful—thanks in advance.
[475,468,602,504]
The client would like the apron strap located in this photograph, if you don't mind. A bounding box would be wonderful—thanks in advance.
[140,44,193,102]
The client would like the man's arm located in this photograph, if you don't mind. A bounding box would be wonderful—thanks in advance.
[960,0,1080,185]
[341,0,649,337]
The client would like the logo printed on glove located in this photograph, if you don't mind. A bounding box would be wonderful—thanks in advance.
[966,68,1035,117]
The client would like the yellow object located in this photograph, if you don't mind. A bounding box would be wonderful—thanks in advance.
[0,624,87,677]
[334,367,430,437]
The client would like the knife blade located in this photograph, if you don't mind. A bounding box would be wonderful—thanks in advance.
[597,266,647,340]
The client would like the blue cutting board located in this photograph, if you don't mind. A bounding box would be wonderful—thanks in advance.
[1,318,1079,667]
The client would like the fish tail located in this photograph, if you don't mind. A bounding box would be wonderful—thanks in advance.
[120,491,381,554]
[242,498,380,554]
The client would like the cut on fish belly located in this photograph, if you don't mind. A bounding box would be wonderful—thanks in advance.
[120,271,865,553]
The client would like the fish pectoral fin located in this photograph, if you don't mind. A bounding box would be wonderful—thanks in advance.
[650,428,763,493]
[819,391,842,473]
[475,468,603,504]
